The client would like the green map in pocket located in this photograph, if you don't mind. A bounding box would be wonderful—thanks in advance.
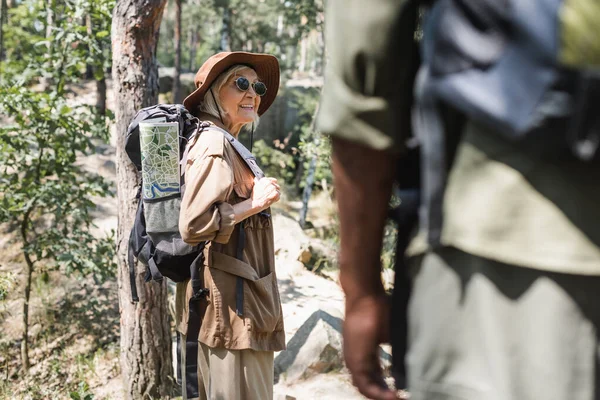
[139,121,180,200]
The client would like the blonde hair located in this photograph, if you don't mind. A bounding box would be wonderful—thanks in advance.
[198,64,260,132]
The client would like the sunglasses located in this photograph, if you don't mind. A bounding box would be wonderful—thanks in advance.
[234,76,267,97]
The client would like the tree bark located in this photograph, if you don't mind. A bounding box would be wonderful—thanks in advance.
[220,4,231,52]
[298,36,307,73]
[85,15,94,80]
[20,251,33,373]
[299,103,320,228]
[96,75,107,115]
[111,0,172,398]
[0,0,7,81]
[172,0,182,103]
[188,25,199,72]
[19,205,35,373]
[41,0,55,90]
[299,154,316,228]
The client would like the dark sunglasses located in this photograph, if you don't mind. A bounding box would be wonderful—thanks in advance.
[234,77,267,97]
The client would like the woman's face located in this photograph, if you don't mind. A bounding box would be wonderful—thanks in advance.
[218,68,261,133]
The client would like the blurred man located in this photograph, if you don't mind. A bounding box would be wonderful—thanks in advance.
[317,1,600,400]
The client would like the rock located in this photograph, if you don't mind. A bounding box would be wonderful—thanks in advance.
[158,67,175,92]
[158,67,196,96]
[101,159,116,176]
[382,268,395,291]
[274,309,344,384]
[297,247,312,265]
[273,214,310,258]
[288,260,307,277]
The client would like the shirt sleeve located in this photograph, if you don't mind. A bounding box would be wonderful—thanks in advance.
[179,131,236,245]
[316,0,412,152]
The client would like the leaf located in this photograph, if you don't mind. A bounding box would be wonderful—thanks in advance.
[95,30,109,39]
[60,105,72,115]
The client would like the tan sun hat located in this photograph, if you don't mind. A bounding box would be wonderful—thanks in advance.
[183,51,280,116]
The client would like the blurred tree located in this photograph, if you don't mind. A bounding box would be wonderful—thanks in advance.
[172,0,182,102]
[112,0,174,397]
[84,0,114,115]
[217,0,232,51]
[0,0,7,81]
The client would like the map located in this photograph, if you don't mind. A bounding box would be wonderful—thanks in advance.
[139,121,180,200]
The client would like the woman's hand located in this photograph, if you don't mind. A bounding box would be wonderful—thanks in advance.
[251,177,280,211]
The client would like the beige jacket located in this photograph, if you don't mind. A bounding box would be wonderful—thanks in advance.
[176,126,285,352]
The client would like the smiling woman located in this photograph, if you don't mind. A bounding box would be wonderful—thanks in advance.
[196,64,262,136]
[176,52,285,400]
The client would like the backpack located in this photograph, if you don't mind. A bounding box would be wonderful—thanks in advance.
[125,104,203,303]
[390,0,600,388]
[125,104,265,399]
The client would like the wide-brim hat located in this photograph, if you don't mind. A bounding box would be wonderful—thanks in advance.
[183,51,280,116]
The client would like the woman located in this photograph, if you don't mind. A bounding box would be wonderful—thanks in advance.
[177,52,285,400]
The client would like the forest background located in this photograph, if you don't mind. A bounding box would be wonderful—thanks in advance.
[0,0,398,398]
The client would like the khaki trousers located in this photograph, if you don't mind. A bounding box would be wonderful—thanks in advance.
[180,335,274,400]
[407,247,600,400]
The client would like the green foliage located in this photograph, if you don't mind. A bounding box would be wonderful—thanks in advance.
[1,0,46,80]
[69,381,95,400]
[83,0,116,79]
[252,139,296,184]
[0,86,116,279]
[1,0,114,84]
[0,271,15,301]
[0,0,116,283]
[157,0,324,73]
[158,0,220,69]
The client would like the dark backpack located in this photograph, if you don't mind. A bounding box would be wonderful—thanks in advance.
[125,104,204,302]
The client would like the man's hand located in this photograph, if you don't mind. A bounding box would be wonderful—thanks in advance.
[344,293,399,400]
[331,137,403,399]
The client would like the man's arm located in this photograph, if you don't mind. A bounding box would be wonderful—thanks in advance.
[332,136,400,400]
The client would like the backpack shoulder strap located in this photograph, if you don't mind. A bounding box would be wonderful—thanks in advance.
[201,124,265,179]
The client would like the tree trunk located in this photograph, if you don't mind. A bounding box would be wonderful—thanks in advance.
[220,4,231,52]
[172,0,182,103]
[111,0,172,398]
[96,75,106,115]
[85,15,94,79]
[298,103,320,228]
[299,154,316,228]
[188,25,199,72]
[20,251,33,373]
[298,36,307,73]
[41,0,55,90]
[0,0,6,82]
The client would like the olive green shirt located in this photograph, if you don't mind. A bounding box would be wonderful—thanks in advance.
[317,0,600,275]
